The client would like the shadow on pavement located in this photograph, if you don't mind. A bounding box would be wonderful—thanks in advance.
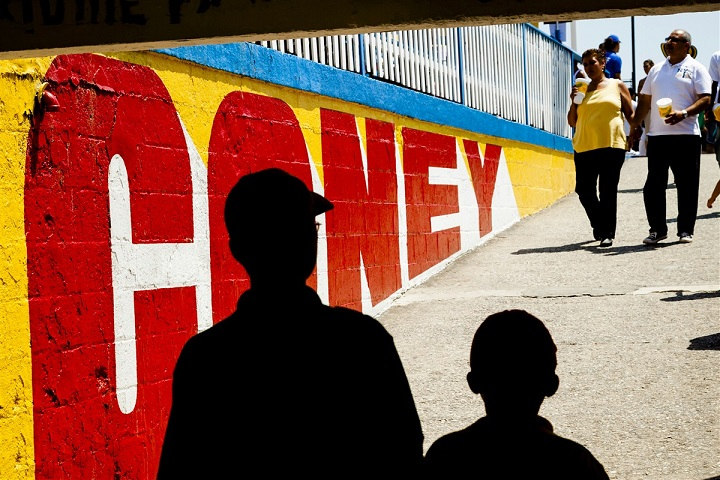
[667,211,720,224]
[512,240,686,256]
[688,333,720,351]
[697,211,720,220]
[598,242,676,256]
[701,474,720,479]
[661,291,720,302]
[512,240,595,255]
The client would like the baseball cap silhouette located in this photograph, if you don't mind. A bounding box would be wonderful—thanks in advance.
[224,167,333,237]
[224,167,334,283]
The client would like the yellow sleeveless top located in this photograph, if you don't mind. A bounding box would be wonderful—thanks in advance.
[572,79,627,153]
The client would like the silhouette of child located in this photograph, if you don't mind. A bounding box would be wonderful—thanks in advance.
[424,309,610,479]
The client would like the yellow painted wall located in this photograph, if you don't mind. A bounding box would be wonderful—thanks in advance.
[0,57,52,480]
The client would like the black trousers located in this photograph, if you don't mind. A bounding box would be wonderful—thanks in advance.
[574,147,625,239]
[644,135,701,236]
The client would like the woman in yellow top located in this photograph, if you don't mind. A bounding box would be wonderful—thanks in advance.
[568,48,635,247]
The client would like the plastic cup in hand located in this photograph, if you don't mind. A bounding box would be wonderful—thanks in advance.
[573,78,590,104]
[656,98,673,117]
[713,103,720,122]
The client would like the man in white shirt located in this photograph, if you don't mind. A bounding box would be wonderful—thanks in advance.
[630,29,711,245]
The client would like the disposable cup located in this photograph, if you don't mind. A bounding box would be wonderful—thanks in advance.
[713,103,720,122]
[575,77,590,92]
[573,78,590,104]
[656,98,673,117]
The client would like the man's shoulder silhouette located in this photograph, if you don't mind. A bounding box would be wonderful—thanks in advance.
[165,286,421,477]
[179,286,396,372]
[191,284,389,340]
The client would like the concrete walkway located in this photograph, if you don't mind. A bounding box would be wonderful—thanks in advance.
[378,153,720,480]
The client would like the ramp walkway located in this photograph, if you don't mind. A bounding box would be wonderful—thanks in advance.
[379,153,720,480]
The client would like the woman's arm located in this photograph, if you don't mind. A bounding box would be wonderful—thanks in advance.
[567,87,579,128]
[618,80,634,122]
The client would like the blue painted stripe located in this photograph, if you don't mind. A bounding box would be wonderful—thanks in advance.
[156,43,573,153]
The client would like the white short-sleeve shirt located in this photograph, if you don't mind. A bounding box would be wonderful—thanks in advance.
[709,50,720,102]
[640,55,711,136]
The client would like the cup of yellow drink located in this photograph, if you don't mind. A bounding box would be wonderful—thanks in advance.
[656,98,673,117]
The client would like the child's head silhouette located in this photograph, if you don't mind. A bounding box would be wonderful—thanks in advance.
[467,309,559,420]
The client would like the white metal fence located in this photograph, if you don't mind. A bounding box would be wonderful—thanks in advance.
[260,36,364,73]
[257,24,575,138]
[461,24,525,123]
[363,29,462,103]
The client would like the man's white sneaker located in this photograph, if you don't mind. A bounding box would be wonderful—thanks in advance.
[679,233,693,243]
[599,238,613,247]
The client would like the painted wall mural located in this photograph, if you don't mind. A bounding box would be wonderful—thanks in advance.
[0,49,574,479]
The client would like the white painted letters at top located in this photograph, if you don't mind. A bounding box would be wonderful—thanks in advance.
[109,119,212,415]
[428,140,481,249]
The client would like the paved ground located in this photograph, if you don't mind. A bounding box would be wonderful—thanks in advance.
[378,153,720,480]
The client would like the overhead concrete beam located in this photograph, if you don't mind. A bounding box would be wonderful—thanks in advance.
[1,0,718,59]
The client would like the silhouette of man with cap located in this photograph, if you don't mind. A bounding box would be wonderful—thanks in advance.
[424,309,610,479]
[157,168,423,479]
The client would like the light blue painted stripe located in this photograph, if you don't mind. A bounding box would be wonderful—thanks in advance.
[156,43,573,153]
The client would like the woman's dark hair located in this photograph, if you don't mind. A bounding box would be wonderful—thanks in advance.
[643,59,655,67]
[603,37,619,51]
[582,48,606,63]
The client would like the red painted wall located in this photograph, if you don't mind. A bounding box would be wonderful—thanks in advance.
[24,53,501,478]
[322,110,402,310]
[25,54,197,480]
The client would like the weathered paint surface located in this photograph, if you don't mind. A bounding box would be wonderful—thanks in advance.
[1,57,52,480]
[0,48,574,479]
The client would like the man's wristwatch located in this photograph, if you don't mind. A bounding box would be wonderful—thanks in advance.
[681,109,688,119]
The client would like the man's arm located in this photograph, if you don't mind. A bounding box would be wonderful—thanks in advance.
[157,339,205,479]
[705,80,718,123]
[364,321,424,474]
[631,94,651,129]
[712,80,718,105]
[664,94,712,125]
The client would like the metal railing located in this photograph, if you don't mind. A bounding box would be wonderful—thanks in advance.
[257,24,575,138]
